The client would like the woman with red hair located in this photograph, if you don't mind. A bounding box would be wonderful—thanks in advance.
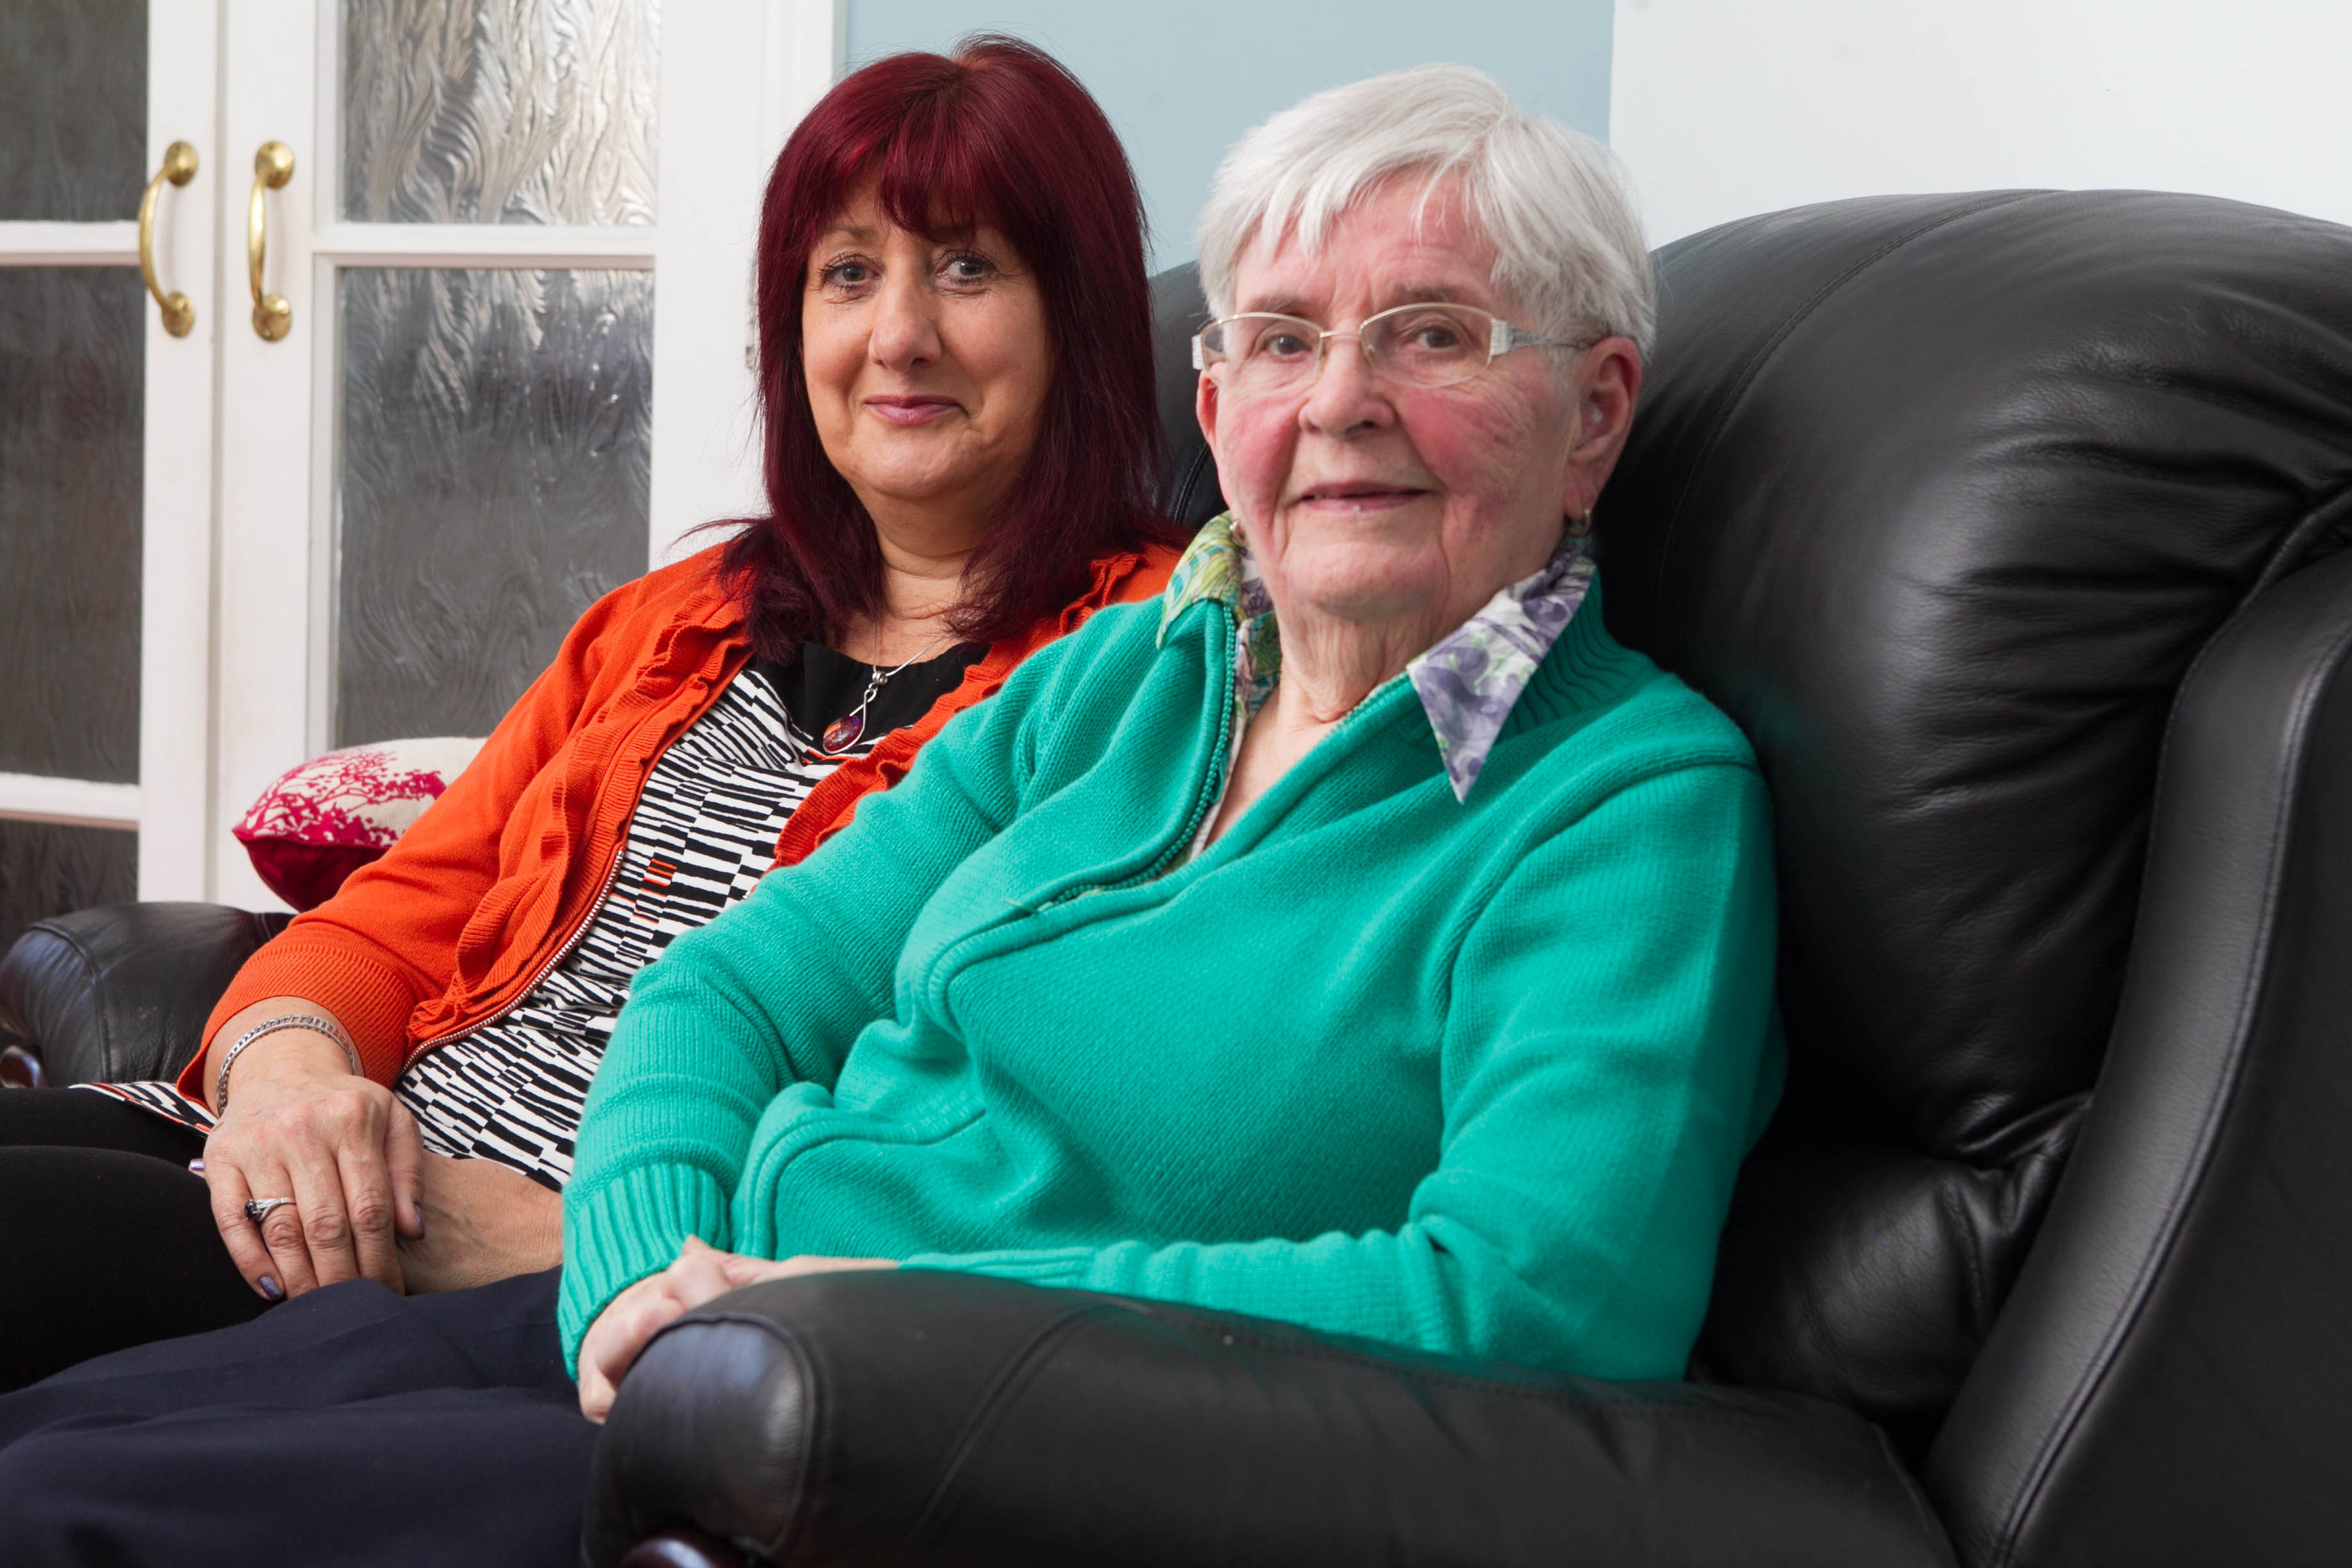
[0,35,1177,1400]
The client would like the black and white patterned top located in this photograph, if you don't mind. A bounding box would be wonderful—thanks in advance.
[391,663,823,1186]
[83,642,985,1191]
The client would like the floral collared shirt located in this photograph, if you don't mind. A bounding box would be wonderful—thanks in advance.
[1156,513,1598,817]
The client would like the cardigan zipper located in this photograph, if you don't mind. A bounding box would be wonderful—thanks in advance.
[1117,671,1236,889]
[1035,608,1327,909]
[409,690,702,1059]
[414,833,629,1058]
[1053,655,1415,907]
[1029,618,1236,910]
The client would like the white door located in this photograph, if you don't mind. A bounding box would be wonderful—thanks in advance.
[0,5,219,931]
[206,0,841,910]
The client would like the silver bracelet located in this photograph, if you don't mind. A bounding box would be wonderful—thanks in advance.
[214,1014,364,1115]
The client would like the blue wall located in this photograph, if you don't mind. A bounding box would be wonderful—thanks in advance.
[844,1,1616,269]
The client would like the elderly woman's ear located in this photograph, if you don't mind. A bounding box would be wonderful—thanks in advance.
[1562,337,1644,522]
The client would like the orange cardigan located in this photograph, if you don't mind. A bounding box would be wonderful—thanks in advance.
[186,539,1177,1100]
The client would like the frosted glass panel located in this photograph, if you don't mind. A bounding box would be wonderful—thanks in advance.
[0,1,146,221]
[335,267,652,746]
[0,821,136,956]
[342,0,658,224]
[0,268,142,783]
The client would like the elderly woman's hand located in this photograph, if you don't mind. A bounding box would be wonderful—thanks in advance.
[576,1238,897,1421]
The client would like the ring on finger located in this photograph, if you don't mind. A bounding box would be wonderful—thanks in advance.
[244,1196,297,1225]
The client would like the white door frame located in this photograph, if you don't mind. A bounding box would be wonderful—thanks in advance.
[141,0,225,899]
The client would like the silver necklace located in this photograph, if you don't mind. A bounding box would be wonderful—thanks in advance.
[819,623,947,753]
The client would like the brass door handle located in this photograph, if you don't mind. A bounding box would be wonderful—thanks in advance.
[248,142,295,342]
[137,141,198,338]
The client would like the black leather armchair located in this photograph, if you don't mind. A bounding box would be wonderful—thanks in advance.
[9,188,2351,1567]
[588,192,2352,1567]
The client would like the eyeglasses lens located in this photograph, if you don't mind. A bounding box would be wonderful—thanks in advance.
[1209,307,1497,393]
[1364,306,1493,388]
[1220,317,1318,387]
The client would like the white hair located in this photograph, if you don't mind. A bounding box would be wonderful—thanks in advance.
[1194,64,1655,359]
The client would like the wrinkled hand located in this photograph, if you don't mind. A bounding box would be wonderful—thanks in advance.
[202,1026,422,1302]
[396,1151,563,1294]
[576,1238,895,1421]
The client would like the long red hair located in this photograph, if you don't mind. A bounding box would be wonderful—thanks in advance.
[720,35,1171,661]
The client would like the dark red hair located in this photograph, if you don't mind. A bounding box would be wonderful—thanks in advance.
[719,35,1171,662]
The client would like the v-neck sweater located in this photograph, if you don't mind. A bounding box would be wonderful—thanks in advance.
[559,579,1781,1381]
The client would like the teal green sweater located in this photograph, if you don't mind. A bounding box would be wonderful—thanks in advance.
[558,581,1779,1379]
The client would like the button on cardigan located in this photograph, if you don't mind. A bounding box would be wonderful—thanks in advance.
[559,576,1781,1381]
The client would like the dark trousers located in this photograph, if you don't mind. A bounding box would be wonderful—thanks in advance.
[0,1088,271,1388]
[0,1267,596,1567]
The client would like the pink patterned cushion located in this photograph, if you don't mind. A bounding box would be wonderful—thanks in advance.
[234,737,486,911]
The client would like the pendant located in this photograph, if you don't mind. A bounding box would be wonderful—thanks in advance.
[821,711,865,752]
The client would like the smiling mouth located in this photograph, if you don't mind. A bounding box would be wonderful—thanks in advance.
[865,396,960,426]
[1296,483,1429,507]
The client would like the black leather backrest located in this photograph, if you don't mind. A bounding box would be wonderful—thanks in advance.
[1151,262,1223,527]
[1597,191,2352,1446]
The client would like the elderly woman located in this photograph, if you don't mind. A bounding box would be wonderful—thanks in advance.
[0,64,1773,1568]
[0,34,1173,1391]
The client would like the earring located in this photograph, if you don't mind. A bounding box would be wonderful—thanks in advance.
[1567,505,1596,539]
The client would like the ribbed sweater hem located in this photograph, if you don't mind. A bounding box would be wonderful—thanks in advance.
[558,1164,734,1373]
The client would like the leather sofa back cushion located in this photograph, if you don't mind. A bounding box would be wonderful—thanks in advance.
[1150,264,1222,528]
[0,903,292,1087]
[1593,191,2352,1441]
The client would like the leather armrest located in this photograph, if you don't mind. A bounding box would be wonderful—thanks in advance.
[1927,548,2352,1564]
[0,903,290,1087]
[585,1268,1953,1568]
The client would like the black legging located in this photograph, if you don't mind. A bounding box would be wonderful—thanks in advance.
[0,1090,271,1389]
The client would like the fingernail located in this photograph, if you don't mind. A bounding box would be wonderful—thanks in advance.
[187,1158,205,1174]
[258,1275,285,1302]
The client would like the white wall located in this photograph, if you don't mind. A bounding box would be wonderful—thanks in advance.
[846,0,1614,269]
[1611,0,2352,245]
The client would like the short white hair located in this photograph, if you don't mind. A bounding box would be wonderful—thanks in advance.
[1195,64,1655,359]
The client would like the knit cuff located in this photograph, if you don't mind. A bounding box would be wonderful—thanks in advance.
[557,1163,733,1376]
[184,938,425,1097]
[901,1246,1099,1288]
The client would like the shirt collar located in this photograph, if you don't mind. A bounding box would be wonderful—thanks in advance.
[1159,513,1596,802]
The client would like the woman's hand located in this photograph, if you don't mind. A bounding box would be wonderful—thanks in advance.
[201,1024,424,1302]
[576,1238,896,1421]
[396,1152,563,1294]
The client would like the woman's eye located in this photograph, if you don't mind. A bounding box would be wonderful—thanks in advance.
[820,260,874,291]
[1259,330,1312,359]
[1412,324,1463,351]
[941,253,995,286]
